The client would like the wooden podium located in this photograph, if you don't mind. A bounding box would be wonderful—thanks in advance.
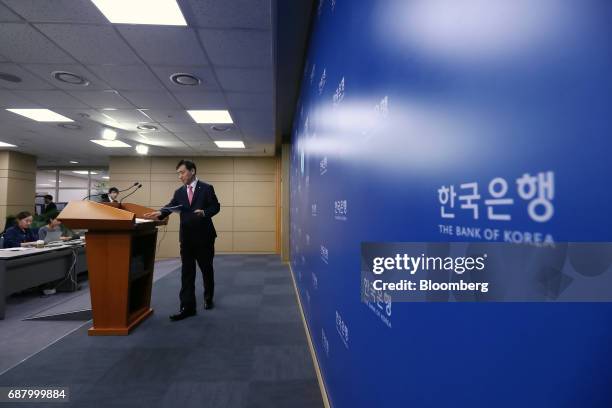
[58,201,166,336]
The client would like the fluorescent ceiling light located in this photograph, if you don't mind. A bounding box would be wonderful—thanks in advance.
[69,160,79,164]
[0,141,17,147]
[215,140,245,149]
[72,170,98,175]
[187,110,233,124]
[91,0,187,26]
[6,109,73,122]
[90,139,131,148]
[135,144,149,155]
[102,176,110,180]
[102,128,117,140]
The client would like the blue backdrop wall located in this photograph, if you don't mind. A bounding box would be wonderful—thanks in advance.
[289,1,612,407]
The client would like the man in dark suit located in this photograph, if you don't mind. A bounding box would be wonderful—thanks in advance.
[101,187,119,203]
[42,195,57,215]
[144,160,220,321]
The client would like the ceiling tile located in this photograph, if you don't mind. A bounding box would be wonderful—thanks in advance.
[0,23,75,63]
[199,29,272,68]
[12,90,90,108]
[159,123,202,133]
[22,64,111,90]
[35,24,140,65]
[185,140,216,148]
[186,0,271,29]
[233,110,274,137]
[117,26,208,66]
[95,109,150,123]
[67,90,134,109]
[225,92,272,110]
[0,89,41,108]
[172,91,227,109]
[2,0,108,24]
[0,63,55,89]
[126,132,186,148]
[215,67,272,92]
[121,91,182,109]
[0,3,20,21]
[150,65,220,91]
[145,109,194,124]
[87,65,164,91]
[173,131,211,142]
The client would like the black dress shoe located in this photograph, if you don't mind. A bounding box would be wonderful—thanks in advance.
[204,301,214,310]
[169,309,196,321]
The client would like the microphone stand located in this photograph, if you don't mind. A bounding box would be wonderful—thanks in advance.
[82,182,139,201]
[119,184,142,205]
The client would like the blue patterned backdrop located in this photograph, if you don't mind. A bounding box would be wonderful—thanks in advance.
[290,1,612,407]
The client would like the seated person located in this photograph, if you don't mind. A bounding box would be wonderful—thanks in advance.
[108,187,119,203]
[2,211,38,248]
[38,212,71,243]
[42,194,57,214]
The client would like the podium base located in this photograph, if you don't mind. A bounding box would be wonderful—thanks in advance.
[88,308,154,336]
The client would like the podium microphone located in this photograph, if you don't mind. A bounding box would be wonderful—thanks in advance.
[82,182,139,200]
[119,183,142,204]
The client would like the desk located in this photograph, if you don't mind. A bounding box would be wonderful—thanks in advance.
[0,244,87,319]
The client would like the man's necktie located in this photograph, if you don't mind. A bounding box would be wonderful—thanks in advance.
[188,185,194,205]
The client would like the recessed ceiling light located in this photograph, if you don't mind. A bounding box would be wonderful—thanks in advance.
[102,128,117,140]
[0,141,17,147]
[91,139,131,148]
[210,125,234,132]
[137,124,158,131]
[91,0,187,25]
[0,72,22,83]
[187,110,233,124]
[69,161,79,164]
[6,109,73,122]
[215,140,245,149]
[58,123,81,130]
[135,144,149,155]
[52,71,89,86]
[170,73,200,86]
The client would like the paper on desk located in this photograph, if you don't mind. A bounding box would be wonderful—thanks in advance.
[135,218,154,223]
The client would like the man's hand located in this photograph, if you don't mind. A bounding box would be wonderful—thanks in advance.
[143,211,162,220]
[193,209,205,217]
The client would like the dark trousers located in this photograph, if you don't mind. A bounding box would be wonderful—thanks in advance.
[179,238,215,310]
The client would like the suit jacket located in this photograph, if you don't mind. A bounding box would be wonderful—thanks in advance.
[43,202,57,214]
[160,180,220,243]
[3,226,38,248]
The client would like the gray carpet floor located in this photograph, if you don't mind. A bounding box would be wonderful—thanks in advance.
[0,254,323,408]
